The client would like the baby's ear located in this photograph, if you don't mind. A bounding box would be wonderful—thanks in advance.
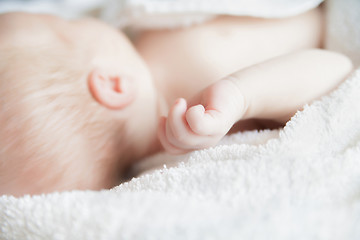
[88,69,136,110]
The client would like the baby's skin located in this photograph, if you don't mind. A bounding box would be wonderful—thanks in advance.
[0,9,353,195]
[134,9,353,154]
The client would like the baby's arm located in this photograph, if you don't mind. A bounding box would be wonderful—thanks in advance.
[158,49,353,154]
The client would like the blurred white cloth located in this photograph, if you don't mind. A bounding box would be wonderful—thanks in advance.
[0,0,324,29]
[101,0,324,29]
[325,0,360,67]
[0,0,104,19]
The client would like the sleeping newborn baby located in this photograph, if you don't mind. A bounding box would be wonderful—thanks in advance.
[0,9,353,196]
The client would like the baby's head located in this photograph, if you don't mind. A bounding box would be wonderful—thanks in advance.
[0,13,159,196]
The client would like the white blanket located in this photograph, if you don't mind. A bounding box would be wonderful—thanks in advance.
[1,0,360,239]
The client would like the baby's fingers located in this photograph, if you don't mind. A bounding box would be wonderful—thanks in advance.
[166,98,210,149]
[167,98,192,143]
[186,105,227,136]
[158,117,188,155]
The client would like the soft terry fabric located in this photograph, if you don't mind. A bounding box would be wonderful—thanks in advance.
[1,68,360,239]
[101,0,324,29]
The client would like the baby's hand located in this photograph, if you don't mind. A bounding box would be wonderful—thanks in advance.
[158,80,247,154]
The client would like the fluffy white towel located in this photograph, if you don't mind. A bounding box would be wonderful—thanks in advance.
[1,0,360,239]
